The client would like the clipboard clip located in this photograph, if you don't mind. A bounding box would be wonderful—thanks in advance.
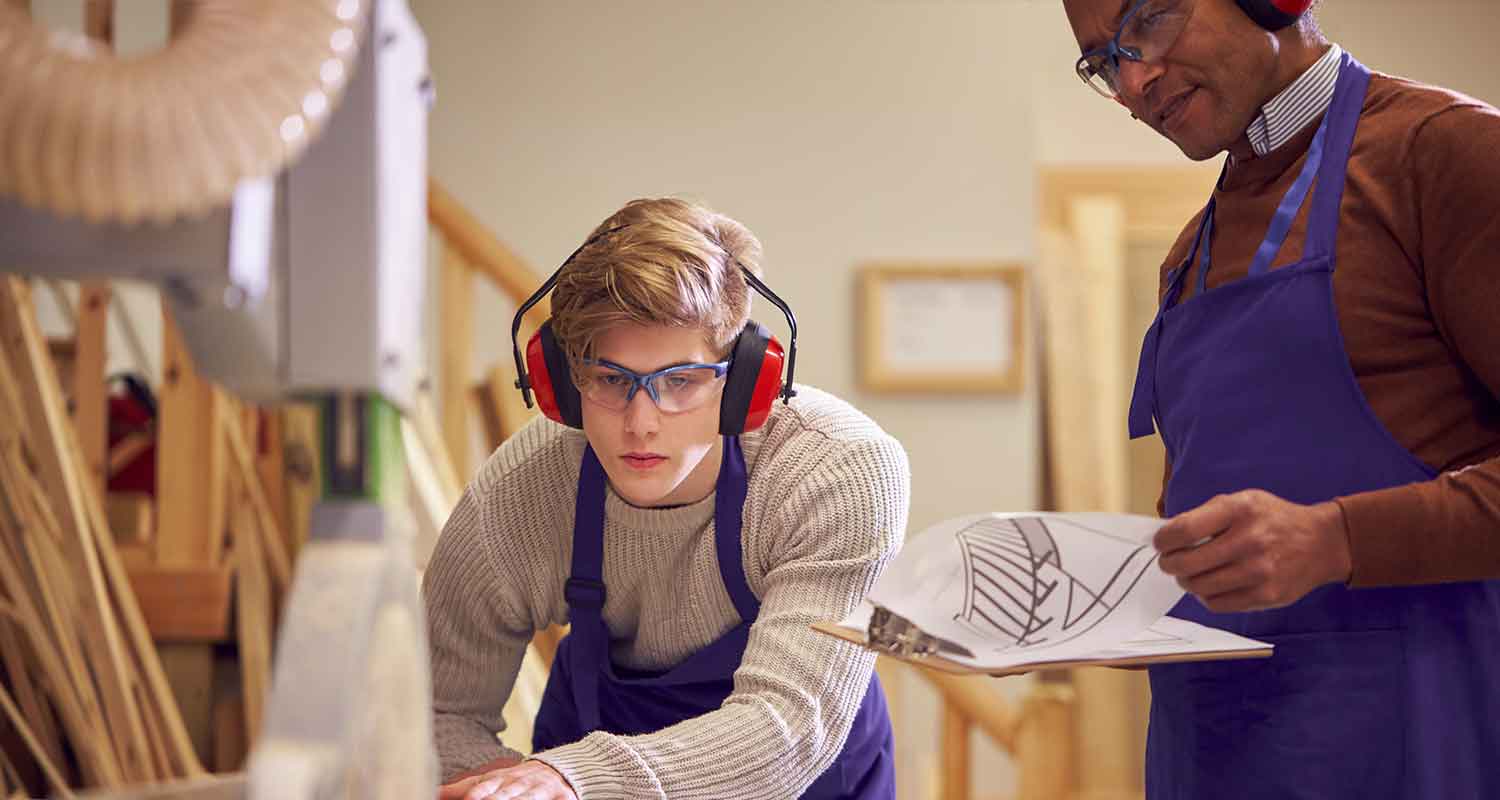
[867,605,975,660]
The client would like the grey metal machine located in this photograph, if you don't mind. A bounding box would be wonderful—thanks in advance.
[0,1,439,797]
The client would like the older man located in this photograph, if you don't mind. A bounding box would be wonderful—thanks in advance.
[1060,1,1500,797]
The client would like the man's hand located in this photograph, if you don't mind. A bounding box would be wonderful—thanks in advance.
[1154,490,1352,613]
[438,759,579,800]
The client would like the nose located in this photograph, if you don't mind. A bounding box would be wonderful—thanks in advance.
[1116,58,1163,109]
[622,385,660,438]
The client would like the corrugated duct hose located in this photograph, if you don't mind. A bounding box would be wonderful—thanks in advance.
[0,0,368,225]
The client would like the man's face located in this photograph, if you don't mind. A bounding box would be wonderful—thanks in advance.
[579,323,726,508]
[1063,0,1279,160]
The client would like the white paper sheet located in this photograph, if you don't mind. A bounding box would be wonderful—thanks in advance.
[840,512,1270,670]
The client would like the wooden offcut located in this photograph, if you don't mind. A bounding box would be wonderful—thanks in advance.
[156,304,226,567]
[125,566,233,642]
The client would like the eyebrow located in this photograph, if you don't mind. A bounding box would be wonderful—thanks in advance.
[1079,0,1137,54]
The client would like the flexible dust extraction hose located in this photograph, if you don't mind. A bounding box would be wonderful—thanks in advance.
[0,0,368,226]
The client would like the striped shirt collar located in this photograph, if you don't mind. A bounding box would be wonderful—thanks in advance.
[1245,44,1343,157]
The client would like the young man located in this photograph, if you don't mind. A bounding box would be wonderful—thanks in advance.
[1062,1,1500,797]
[425,198,907,800]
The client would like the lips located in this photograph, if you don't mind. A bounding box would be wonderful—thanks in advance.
[622,452,667,471]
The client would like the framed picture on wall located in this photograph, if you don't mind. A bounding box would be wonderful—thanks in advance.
[856,263,1026,394]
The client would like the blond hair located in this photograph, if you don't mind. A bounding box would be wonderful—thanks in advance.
[549,198,763,366]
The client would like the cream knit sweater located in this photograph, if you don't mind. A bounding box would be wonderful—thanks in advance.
[424,386,911,799]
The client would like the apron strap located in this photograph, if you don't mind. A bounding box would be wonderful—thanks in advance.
[1303,52,1372,261]
[1129,207,1206,439]
[1247,117,1329,277]
[567,445,611,731]
[714,436,760,623]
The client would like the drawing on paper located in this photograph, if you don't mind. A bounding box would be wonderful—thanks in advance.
[950,515,1159,652]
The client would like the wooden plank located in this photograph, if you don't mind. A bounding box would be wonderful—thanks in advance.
[439,244,473,479]
[124,566,233,642]
[253,409,289,544]
[231,480,271,750]
[939,704,969,800]
[156,303,225,566]
[222,409,291,593]
[280,404,320,557]
[105,491,154,544]
[73,282,110,498]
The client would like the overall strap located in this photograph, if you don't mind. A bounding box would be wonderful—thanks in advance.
[713,437,760,622]
[1247,117,1330,277]
[1130,202,1209,439]
[566,445,610,731]
[1303,53,1372,261]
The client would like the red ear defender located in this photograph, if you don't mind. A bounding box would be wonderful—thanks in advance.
[524,331,562,424]
[524,323,584,428]
[1235,0,1314,30]
[742,336,786,433]
[719,321,790,436]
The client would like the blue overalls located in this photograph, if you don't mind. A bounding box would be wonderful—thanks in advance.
[1127,52,1500,799]
[532,439,896,798]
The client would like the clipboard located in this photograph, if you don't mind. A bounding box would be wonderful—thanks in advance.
[812,607,1274,677]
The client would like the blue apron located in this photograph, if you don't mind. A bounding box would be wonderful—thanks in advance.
[532,438,896,799]
[1127,52,1500,799]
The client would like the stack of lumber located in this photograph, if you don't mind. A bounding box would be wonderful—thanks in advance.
[0,277,202,797]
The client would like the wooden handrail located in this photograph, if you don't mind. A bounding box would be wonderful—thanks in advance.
[920,668,1023,752]
[427,178,548,315]
[901,661,1076,800]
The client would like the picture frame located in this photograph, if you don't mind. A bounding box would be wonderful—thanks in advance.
[856,263,1026,394]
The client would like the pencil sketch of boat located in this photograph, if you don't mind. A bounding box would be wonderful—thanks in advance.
[949,515,1159,651]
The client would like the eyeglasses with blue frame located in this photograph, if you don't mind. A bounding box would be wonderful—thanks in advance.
[577,358,731,413]
[1075,0,1192,99]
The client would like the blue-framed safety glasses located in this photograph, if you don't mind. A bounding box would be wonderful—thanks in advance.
[577,359,731,413]
[1075,0,1192,98]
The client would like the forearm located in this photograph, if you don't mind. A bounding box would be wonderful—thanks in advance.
[435,713,524,782]
[1338,459,1500,586]
[424,489,537,780]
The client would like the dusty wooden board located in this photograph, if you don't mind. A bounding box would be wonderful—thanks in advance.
[230,481,271,752]
[156,304,225,567]
[125,566,233,642]
[73,281,111,496]
[279,404,320,557]
[221,409,291,593]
